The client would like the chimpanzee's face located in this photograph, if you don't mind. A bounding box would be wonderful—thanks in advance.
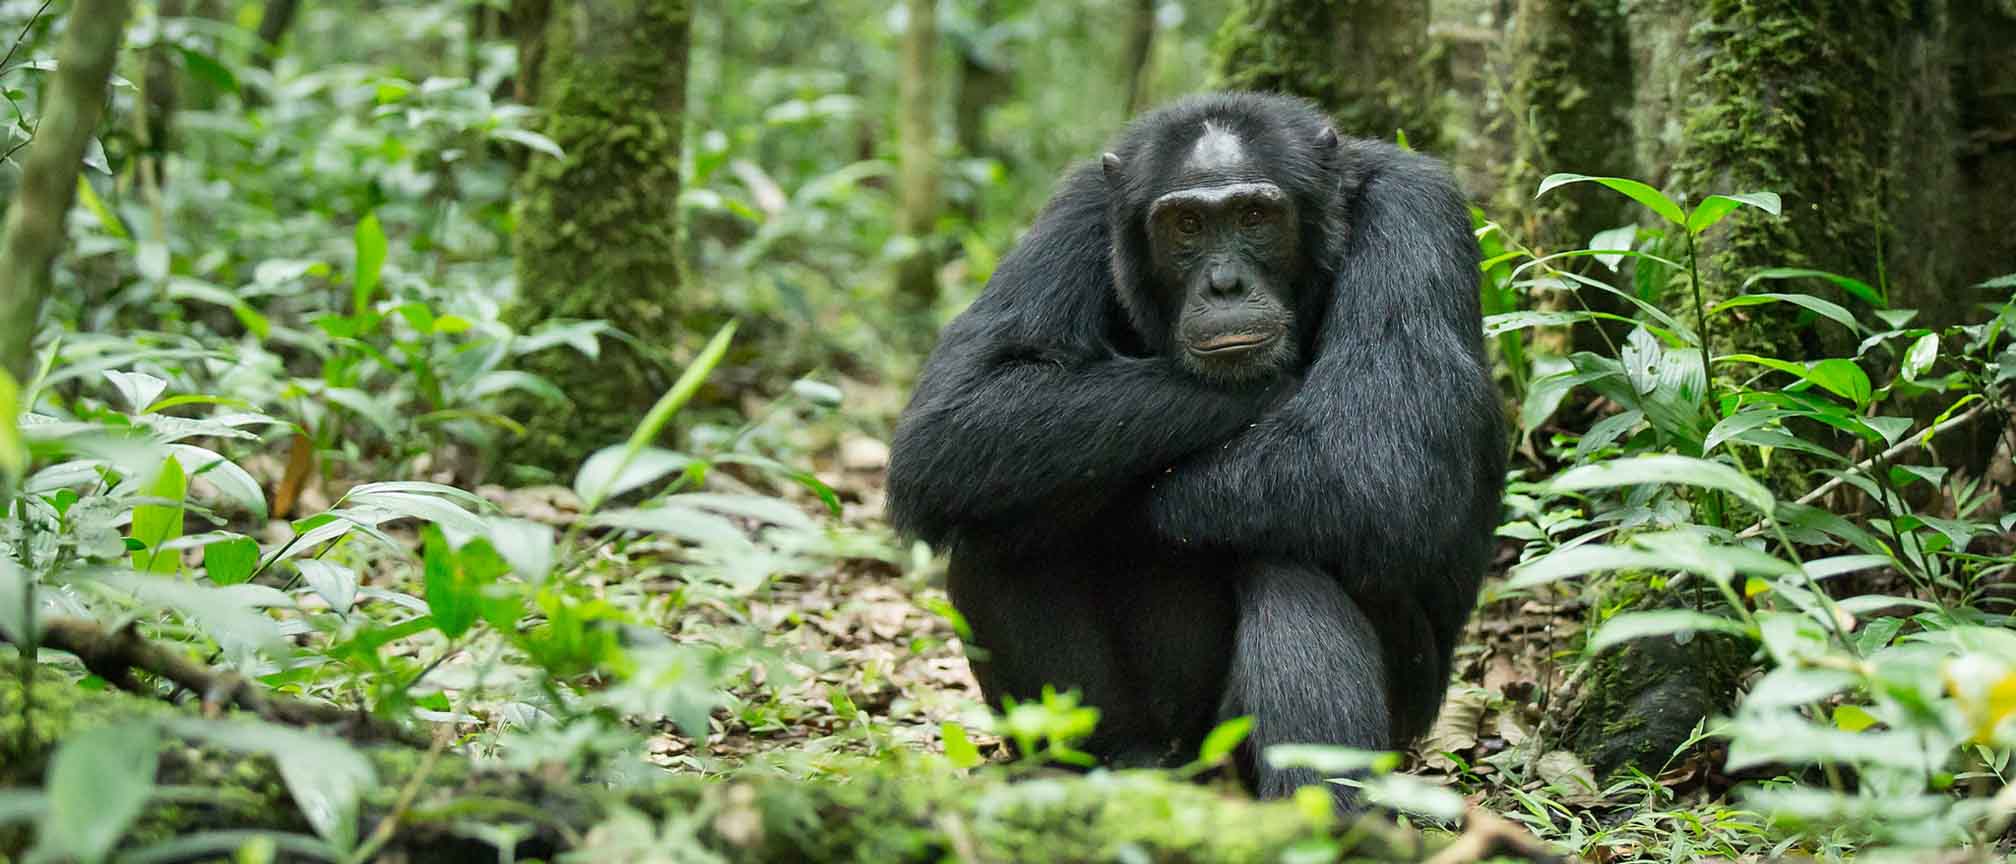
[1142,122,1303,383]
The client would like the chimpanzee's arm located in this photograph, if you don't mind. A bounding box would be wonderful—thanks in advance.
[1143,143,1507,576]
[888,166,1279,546]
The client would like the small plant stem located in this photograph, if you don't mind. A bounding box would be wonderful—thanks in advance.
[1683,229,1730,528]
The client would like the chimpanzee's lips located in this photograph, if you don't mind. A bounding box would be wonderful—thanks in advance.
[1192,332,1277,354]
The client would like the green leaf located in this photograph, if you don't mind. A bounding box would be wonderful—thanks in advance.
[1587,225,1637,271]
[1588,610,1754,651]
[1805,358,1873,406]
[422,525,477,638]
[1535,173,1686,226]
[574,446,694,507]
[488,517,556,585]
[1199,716,1254,764]
[1684,192,1781,234]
[491,127,565,159]
[0,556,31,647]
[1743,267,1885,307]
[0,369,25,484]
[202,536,261,585]
[580,322,738,510]
[131,455,189,574]
[1550,454,1774,513]
[1507,544,1668,589]
[1902,333,1938,381]
[1709,293,1864,335]
[74,174,128,239]
[176,47,238,94]
[171,444,269,521]
[941,723,984,769]
[294,559,358,613]
[352,213,387,315]
[104,370,168,413]
[35,721,159,863]
[1483,310,1595,337]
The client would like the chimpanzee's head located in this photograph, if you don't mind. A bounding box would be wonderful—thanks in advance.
[1101,93,1346,385]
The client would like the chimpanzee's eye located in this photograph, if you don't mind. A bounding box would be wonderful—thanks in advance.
[1176,212,1203,235]
[1240,206,1267,227]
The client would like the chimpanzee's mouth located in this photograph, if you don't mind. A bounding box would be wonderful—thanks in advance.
[1191,332,1277,355]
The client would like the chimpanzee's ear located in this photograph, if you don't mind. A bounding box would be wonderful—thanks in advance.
[1315,126,1340,162]
[1102,153,1123,187]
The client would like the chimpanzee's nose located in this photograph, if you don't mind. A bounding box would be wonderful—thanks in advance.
[1206,265,1246,298]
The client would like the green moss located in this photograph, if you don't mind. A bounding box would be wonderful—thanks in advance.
[1212,0,1442,148]
[505,0,696,473]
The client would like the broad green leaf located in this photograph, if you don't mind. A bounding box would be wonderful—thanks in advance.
[488,517,556,585]
[0,369,24,484]
[75,174,128,239]
[574,446,694,507]
[1263,744,1398,775]
[1507,544,1668,589]
[1199,716,1254,764]
[294,560,358,614]
[590,506,749,550]
[104,370,168,413]
[202,536,260,585]
[1805,359,1873,406]
[171,444,269,521]
[1361,773,1469,822]
[1484,310,1595,337]
[176,47,238,93]
[671,492,815,531]
[790,378,844,407]
[941,723,984,769]
[1902,332,1939,381]
[1536,173,1686,225]
[1550,454,1774,513]
[1709,293,1864,335]
[1588,610,1754,651]
[491,127,565,159]
[38,721,159,862]
[1743,267,1885,308]
[422,525,477,638]
[0,557,32,653]
[1587,225,1637,271]
[345,489,488,537]
[1684,192,1782,234]
[352,213,387,315]
[131,455,189,574]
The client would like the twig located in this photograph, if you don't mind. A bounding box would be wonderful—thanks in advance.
[11,616,426,746]
[1422,807,1561,864]
[1736,403,1991,539]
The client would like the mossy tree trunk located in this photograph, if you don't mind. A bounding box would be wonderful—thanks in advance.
[1669,0,1940,357]
[1213,0,1441,148]
[1500,0,1638,356]
[896,0,942,312]
[0,0,134,384]
[506,0,692,473]
[1951,0,2016,291]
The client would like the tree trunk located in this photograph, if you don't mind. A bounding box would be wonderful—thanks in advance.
[1500,0,1634,254]
[1213,0,1441,148]
[1121,0,1158,116]
[1951,0,2016,291]
[1670,0,1938,357]
[896,0,942,312]
[254,0,300,67]
[505,0,692,473]
[0,0,135,383]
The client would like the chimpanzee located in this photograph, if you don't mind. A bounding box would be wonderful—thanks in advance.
[886,91,1505,805]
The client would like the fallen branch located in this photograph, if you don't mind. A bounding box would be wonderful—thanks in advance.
[1422,807,1562,864]
[12,616,424,746]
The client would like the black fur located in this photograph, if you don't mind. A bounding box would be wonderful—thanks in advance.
[887,92,1506,807]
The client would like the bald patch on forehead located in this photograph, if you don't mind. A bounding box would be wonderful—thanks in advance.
[1183,121,1249,172]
